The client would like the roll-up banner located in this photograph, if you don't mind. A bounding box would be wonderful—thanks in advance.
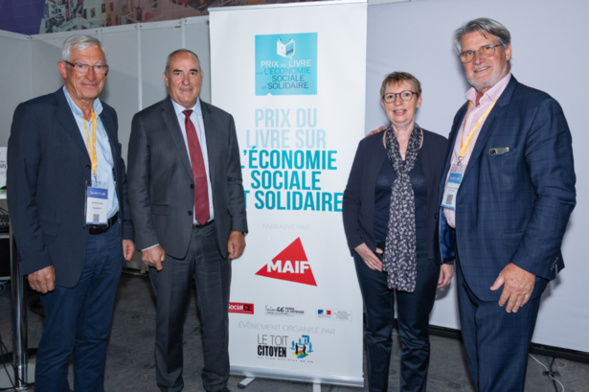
[210,0,367,387]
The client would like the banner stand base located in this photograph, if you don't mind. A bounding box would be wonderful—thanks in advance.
[236,377,323,391]
[237,377,255,389]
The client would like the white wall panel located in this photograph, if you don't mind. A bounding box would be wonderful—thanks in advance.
[366,0,589,352]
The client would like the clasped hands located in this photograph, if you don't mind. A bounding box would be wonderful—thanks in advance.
[354,243,453,289]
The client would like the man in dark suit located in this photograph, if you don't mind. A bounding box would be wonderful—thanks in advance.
[127,49,247,392]
[439,18,576,391]
[7,34,135,392]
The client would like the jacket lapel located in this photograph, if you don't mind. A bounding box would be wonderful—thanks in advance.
[161,98,194,180]
[440,101,468,196]
[463,77,517,178]
[54,89,91,162]
[100,107,121,187]
[200,100,217,186]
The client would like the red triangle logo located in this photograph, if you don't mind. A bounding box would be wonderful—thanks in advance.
[256,238,317,286]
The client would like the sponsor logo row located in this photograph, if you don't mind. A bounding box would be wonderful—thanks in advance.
[229,302,352,322]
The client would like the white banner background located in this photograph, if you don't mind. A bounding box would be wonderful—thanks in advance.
[210,0,367,386]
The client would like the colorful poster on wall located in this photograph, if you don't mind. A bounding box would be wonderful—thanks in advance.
[210,0,367,386]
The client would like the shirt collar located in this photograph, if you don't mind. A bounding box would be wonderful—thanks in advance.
[466,72,511,106]
[170,97,201,117]
[62,85,103,117]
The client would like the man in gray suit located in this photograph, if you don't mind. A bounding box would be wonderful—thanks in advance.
[127,49,247,392]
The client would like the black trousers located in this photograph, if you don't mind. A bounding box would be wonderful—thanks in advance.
[354,242,439,392]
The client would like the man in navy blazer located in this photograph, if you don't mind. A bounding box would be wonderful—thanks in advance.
[7,35,135,391]
[440,18,575,391]
[127,49,247,392]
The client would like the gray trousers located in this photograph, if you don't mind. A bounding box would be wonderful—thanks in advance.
[149,224,231,392]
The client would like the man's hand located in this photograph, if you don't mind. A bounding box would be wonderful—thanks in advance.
[490,263,536,313]
[227,231,246,260]
[438,263,454,288]
[122,240,135,262]
[366,125,387,137]
[27,265,56,294]
[141,245,165,271]
[354,243,383,271]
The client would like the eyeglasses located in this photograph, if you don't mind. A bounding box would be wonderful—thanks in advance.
[459,44,503,63]
[65,61,109,74]
[382,90,417,103]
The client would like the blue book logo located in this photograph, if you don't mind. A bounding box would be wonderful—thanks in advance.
[255,33,318,96]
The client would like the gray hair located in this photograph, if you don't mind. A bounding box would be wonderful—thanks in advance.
[165,49,201,75]
[62,34,106,62]
[380,72,422,99]
[452,18,511,54]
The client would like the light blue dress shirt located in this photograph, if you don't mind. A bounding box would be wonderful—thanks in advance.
[63,86,119,220]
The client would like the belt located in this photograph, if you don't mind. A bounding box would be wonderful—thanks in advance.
[88,213,119,235]
[193,219,214,229]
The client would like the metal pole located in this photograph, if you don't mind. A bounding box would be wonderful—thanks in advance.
[9,225,32,390]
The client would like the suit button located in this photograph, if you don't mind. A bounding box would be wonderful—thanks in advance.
[85,165,91,169]
[188,211,192,216]
[190,184,194,189]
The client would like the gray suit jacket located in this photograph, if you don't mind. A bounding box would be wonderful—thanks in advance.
[127,97,247,259]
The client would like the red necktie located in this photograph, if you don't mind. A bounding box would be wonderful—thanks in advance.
[183,110,210,225]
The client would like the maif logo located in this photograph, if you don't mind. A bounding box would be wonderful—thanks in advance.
[256,238,317,286]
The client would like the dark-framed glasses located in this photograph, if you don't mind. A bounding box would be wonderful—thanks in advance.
[459,44,503,63]
[65,61,109,74]
[382,90,417,103]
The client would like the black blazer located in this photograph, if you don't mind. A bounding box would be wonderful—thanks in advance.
[343,128,448,264]
[7,88,134,287]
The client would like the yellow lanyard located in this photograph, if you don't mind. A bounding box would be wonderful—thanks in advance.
[83,108,98,178]
[459,99,498,158]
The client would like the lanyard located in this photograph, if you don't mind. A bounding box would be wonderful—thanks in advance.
[83,108,98,179]
[459,99,498,159]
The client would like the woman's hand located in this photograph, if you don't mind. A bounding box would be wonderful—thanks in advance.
[354,243,383,271]
[438,263,454,288]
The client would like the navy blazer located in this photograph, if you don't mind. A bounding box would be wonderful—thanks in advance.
[343,128,448,264]
[7,88,134,287]
[127,98,247,260]
[439,76,576,301]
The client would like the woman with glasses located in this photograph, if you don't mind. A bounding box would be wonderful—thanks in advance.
[343,72,454,392]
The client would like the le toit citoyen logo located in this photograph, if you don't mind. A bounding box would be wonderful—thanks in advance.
[255,33,318,96]
[257,333,314,361]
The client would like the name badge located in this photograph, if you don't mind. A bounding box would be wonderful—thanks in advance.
[441,172,462,210]
[86,186,109,225]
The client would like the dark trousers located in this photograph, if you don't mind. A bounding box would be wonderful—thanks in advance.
[354,243,439,392]
[149,224,231,392]
[455,261,546,392]
[35,221,123,392]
